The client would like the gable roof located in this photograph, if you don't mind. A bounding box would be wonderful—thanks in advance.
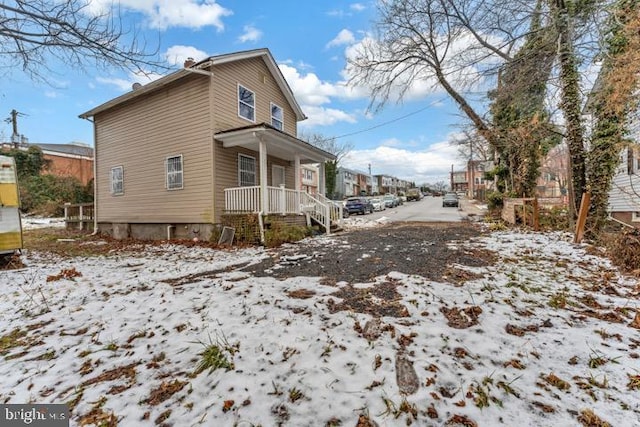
[79,48,306,121]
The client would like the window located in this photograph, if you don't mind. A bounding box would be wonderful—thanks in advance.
[238,154,256,186]
[303,168,314,181]
[238,85,255,122]
[633,212,640,223]
[166,155,183,190]
[110,166,123,195]
[271,103,283,130]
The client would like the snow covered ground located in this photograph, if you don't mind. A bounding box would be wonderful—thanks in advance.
[1,223,639,426]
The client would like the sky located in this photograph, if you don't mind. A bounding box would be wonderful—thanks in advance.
[3,219,639,426]
[0,0,482,185]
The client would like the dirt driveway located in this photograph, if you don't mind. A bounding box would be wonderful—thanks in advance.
[245,222,495,285]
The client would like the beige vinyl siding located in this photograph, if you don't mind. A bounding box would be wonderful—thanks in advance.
[213,141,298,220]
[211,57,298,136]
[95,75,214,223]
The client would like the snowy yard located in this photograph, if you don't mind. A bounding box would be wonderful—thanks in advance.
[1,223,639,426]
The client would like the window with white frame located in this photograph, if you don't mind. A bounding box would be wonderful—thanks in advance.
[166,155,183,190]
[238,154,256,186]
[633,212,640,222]
[303,168,314,181]
[238,85,255,122]
[271,103,283,130]
[110,166,123,195]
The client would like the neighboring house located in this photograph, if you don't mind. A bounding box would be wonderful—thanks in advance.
[375,174,396,195]
[335,167,359,199]
[79,48,337,241]
[1,142,94,185]
[300,164,319,195]
[450,170,467,193]
[537,144,568,199]
[609,142,640,228]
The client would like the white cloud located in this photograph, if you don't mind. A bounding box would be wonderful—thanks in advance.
[326,29,356,49]
[341,136,464,184]
[350,3,366,12]
[238,25,263,43]
[278,64,340,106]
[44,91,58,98]
[298,106,357,127]
[164,45,209,66]
[86,0,232,30]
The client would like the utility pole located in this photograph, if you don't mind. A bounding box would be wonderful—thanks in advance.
[5,109,27,147]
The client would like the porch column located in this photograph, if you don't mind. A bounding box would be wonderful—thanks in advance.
[318,162,326,196]
[294,154,301,210]
[258,135,268,213]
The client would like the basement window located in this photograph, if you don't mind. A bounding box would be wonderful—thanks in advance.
[633,212,640,222]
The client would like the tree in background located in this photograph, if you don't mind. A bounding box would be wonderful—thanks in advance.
[0,0,166,83]
[299,131,353,199]
[3,146,93,215]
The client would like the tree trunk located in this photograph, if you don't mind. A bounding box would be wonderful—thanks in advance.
[554,1,586,220]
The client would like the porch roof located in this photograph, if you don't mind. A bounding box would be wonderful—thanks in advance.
[215,123,336,163]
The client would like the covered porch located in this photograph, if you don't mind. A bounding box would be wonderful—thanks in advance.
[215,124,340,235]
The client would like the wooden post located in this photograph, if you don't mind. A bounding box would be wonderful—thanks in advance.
[533,198,539,231]
[573,191,590,243]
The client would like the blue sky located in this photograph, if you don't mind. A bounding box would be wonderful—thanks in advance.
[0,0,472,185]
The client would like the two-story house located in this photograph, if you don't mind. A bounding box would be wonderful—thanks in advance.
[79,48,337,241]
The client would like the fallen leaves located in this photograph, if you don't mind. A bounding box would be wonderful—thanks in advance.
[144,380,188,406]
[440,306,482,329]
[46,267,82,282]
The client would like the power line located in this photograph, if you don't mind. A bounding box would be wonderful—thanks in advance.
[330,97,448,141]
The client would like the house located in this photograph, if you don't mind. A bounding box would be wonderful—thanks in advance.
[79,48,337,241]
[1,142,94,185]
[300,163,319,195]
[335,167,359,199]
[609,143,640,228]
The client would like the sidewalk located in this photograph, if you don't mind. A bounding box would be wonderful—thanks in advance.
[459,198,488,219]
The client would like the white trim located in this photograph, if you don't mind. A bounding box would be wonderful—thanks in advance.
[238,153,256,186]
[270,102,283,130]
[166,154,184,190]
[632,212,640,222]
[110,166,124,195]
[238,84,256,123]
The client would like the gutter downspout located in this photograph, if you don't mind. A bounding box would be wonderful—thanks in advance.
[82,116,100,236]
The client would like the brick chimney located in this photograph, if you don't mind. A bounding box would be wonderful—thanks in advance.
[184,57,196,68]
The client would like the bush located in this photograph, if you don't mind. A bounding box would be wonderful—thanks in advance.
[19,174,93,216]
[600,228,640,274]
[264,222,312,247]
[486,191,504,212]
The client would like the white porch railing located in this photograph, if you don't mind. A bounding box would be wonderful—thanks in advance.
[224,185,340,234]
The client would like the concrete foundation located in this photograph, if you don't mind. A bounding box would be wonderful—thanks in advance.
[98,222,217,241]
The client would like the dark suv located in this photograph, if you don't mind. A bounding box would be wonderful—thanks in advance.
[345,197,373,215]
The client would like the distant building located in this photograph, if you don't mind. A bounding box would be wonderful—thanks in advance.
[1,142,94,185]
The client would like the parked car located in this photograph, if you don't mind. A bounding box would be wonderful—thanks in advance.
[369,197,386,211]
[345,197,374,215]
[442,192,459,208]
[382,194,399,208]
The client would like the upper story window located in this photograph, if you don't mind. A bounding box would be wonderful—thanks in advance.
[238,85,255,122]
[271,103,283,130]
[166,155,183,190]
[238,154,256,186]
[110,166,123,195]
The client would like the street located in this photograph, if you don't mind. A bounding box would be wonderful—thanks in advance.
[365,195,470,222]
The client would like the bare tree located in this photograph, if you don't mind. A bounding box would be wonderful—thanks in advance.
[0,0,166,82]
[298,131,354,198]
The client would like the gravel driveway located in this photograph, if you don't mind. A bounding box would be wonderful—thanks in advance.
[245,222,494,285]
